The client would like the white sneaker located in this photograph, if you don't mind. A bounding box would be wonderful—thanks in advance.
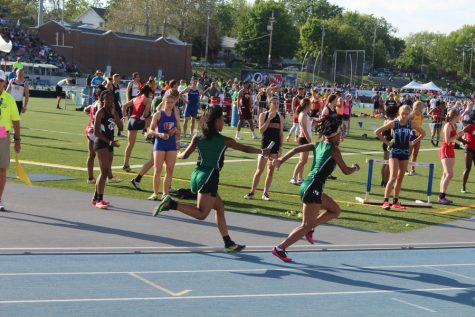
[235,134,241,140]
[262,192,270,201]
[87,178,96,184]
[289,178,298,185]
[404,171,410,176]
[461,188,467,193]
[107,177,122,183]
[409,171,417,176]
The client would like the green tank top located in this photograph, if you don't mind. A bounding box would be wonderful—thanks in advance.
[306,141,336,180]
[196,133,227,170]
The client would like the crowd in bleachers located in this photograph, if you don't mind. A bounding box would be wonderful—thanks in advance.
[0,9,78,73]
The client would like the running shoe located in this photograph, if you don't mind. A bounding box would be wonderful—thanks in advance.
[272,247,292,262]
[289,178,298,185]
[392,202,406,210]
[243,191,255,200]
[382,201,391,210]
[91,199,110,206]
[285,136,291,142]
[153,195,174,216]
[0,203,5,212]
[224,244,246,253]
[117,133,126,138]
[461,187,467,194]
[87,178,96,184]
[148,193,160,201]
[122,165,132,173]
[327,175,337,180]
[95,200,109,209]
[305,230,315,244]
[107,177,122,184]
[404,171,410,176]
[262,192,270,201]
[131,178,142,191]
[297,179,304,185]
[409,171,417,176]
[438,198,453,205]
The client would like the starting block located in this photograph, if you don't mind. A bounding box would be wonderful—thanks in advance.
[355,159,435,208]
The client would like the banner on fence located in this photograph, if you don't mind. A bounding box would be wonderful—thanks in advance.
[240,70,297,86]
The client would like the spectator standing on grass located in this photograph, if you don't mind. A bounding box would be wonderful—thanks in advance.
[0,70,21,212]
[438,109,468,205]
[55,78,76,109]
[90,70,104,101]
[6,68,28,115]
[91,90,123,209]
[244,96,284,201]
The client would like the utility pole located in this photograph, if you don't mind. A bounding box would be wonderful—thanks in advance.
[37,0,44,27]
[204,0,211,67]
[371,27,376,72]
[61,0,64,26]
[317,24,325,78]
[469,41,474,79]
[267,10,275,69]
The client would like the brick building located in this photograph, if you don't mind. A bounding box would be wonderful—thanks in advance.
[37,21,192,80]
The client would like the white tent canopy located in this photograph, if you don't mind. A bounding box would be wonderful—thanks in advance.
[422,81,442,91]
[402,81,425,90]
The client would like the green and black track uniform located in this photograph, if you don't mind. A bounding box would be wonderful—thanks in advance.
[190,133,227,197]
[299,141,337,204]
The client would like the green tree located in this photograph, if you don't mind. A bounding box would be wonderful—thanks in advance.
[282,0,342,26]
[237,0,298,64]
[64,0,91,21]
[0,0,37,27]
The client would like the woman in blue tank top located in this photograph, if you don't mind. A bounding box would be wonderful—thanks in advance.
[375,105,426,211]
[147,94,181,200]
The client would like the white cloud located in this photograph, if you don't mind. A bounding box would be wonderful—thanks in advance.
[329,0,473,38]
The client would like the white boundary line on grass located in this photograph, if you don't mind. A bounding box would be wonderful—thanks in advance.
[0,286,472,304]
[10,148,439,171]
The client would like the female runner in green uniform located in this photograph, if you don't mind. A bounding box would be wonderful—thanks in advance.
[272,115,360,262]
[154,106,270,252]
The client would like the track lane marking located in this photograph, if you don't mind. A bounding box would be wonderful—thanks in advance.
[128,272,191,297]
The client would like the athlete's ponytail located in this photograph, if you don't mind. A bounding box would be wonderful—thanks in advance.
[200,105,223,139]
[296,97,311,114]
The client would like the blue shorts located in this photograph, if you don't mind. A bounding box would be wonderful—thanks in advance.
[390,148,410,161]
[184,104,199,118]
[465,147,475,155]
[153,136,177,152]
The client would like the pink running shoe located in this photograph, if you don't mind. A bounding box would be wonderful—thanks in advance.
[305,230,315,244]
[91,199,110,206]
[95,201,109,209]
[382,201,391,210]
[391,202,406,210]
[272,247,292,262]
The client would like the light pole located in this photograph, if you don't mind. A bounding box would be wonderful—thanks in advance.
[470,41,474,79]
[267,11,275,69]
[371,27,376,72]
[204,0,211,67]
[37,0,44,27]
[317,25,325,78]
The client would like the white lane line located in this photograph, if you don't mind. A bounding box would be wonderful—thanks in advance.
[391,297,437,313]
[128,272,191,297]
[1,241,474,251]
[428,266,475,281]
[0,286,471,304]
[1,263,475,276]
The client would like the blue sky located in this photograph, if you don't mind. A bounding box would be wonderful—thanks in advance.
[248,0,473,38]
[326,0,473,38]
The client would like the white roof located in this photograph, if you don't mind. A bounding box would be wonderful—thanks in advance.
[422,81,442,91]
[402,81,425,90]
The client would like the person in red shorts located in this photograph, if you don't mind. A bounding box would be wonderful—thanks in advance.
[235,82,257,140]
[438,109,468,204]
[461,116,475,193]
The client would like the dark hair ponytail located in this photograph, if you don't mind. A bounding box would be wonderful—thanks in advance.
[296,97,311,114]
[200,106,223,139]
